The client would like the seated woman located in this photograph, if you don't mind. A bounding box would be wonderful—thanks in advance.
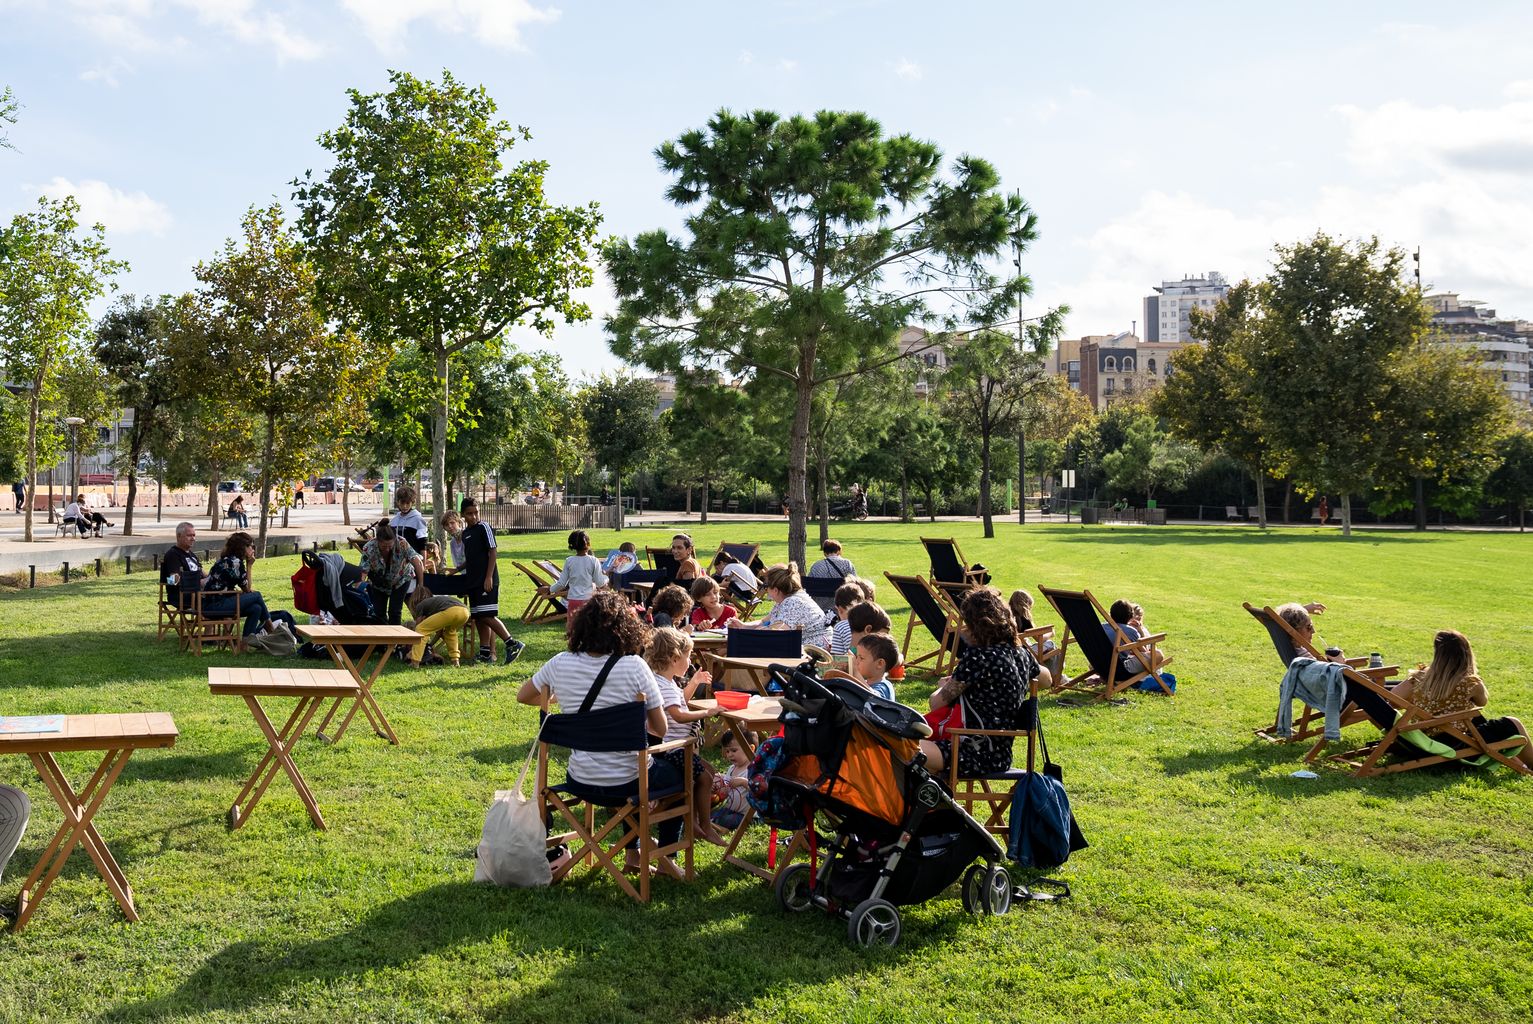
[227,495,249,529]
[202,531,292,653]
[667,534,704,584]
[731,563,830,650]
[710,550,760,602]
[919,588,1049,775]
[1392,630,1532,770]
[1274,602,1397,729]
[516,591,682,875]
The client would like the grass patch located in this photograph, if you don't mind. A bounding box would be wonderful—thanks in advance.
[0,522,1530,1023]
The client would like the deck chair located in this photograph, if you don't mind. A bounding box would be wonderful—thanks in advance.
[948,683,1039,838]
[1225,505,1244,522]
[512,561,566,625]
[725,626,802,660]
[536,700,697,903]
[714,541,763,574]
[1244,602,1398,744]
[646,546,677,573]
[921,537,988,587]
[1039,585,1174,699]
[883,572,963,677]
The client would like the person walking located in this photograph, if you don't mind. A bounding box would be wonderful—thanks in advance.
[1318,496,1330,527]
[11,480,24,515]
[293,479,305,508]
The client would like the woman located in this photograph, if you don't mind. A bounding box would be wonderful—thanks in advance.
[919,588,1048,775]
[227,495,249,529]
[517,591,681,874]
[1392,630,1532,770]
[668,534,704,583]
[358,521,424,626]
[202,531,289,652]
[735,563,830,649]
[808,538,856,579]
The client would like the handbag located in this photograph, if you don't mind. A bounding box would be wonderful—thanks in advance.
[473,720,552,888]
[290,564,320,615]
[923,695,965,743]
[1007,712,1088,870]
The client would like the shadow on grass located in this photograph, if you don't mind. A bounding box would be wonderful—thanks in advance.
[1042,526,1436,547]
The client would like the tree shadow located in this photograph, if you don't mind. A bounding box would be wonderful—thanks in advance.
[122,747,255,785]
[1044,526,1435,548]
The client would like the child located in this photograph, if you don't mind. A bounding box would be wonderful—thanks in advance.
[389,486,429,554]
[1105,599,1166,674]
[1010,588,1062,677]
[845,601,896,678]
[460,497,524,665]
[688,577,738,629]
[544,529,607,619]
[422,540,444,574]
[404,585,469,667]
[1392,629,1533,771]
[711,730,755,830]
[829,582,868,656]
[650,584,693,630]
[602,540,639,575]
[711,551,760,601]
[644,627,725,843]
[852,633,900,702]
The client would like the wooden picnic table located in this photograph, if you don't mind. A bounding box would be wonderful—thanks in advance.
[209,667,360,831]
[294,623,421,745]
[688,696,806,883]
[700,653,806,695]
[0,712,178,932]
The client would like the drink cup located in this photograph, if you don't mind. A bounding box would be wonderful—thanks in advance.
[1369,652,1383,668]
[1324,646,1342,658]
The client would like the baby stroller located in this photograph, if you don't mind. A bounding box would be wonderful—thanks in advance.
[757,662,1013,947]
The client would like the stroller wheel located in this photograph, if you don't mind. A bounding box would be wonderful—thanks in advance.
[960,864,986,914]
[775,863,814,914]
[983,864,1013,916]
[847,898,901,948]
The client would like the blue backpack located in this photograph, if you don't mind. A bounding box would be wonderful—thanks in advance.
[1007,719,1088,870]
[745,735,809,829]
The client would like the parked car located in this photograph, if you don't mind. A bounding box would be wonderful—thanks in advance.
[217,480,243,493]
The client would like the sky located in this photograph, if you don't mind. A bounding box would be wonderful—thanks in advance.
[3,0,1533,375]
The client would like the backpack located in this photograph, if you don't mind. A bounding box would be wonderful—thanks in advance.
[1007,717,1088,870]
[745,736,808,830]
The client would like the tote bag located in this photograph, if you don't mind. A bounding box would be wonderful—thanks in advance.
[473,726,552,888]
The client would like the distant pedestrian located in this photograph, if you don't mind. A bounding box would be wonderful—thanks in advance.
[11,481,24,515]
[1318,496,1330,527]
[293,480,305,508]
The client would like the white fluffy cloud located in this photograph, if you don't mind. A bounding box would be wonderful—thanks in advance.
[29,177,173,236]
[59,0,321,60]
[339,0,558,52]
[892,58,921,81]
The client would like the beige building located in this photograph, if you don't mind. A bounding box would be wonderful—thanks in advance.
[1052,333,1187,409]
[1425,293,1531,408]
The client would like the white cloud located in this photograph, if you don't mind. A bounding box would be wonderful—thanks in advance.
[738,49,753,65]
[338,0,558,52]
[776,57,798,73]
[28,177,173,236]
[892,57,921,81]
[1336,80,1533,177]
[80,57,133,87]
[58,0,320,60]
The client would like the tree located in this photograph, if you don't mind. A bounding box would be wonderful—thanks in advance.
[1101,414,1201,505]
[0,196,125,541]
[606,109,1033,570]
[1,86,16,150]
[1250,235,1429,536]
[94,294,183,535]
[582,375,661,528]
[294,70,601,537]
[664,376,752,525]
[498,354,587,501]
[1487,429,1533,531]
[194,204,373,554]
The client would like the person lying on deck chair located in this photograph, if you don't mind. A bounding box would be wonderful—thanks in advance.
[1272,602,1397,731]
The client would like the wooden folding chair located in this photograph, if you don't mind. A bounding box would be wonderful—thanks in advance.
[883,572,963,677]
[178,589,243,656]
[646,546,677,573]
[512,561,566,625]
[948,680,1039,838]
[157,581,192,642]
[920,537,987,588]
[536,699,697,903]
[1244,602,1399,744]
[1039,585,1174,699]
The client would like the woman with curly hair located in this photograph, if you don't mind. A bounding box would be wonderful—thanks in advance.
[918,587,1049,775]
[517,590,682,873]
[733,562,831,649]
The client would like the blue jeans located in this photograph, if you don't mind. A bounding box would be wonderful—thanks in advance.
[564,758,685,849]
[230,511,249,528]
[202,591,269,636]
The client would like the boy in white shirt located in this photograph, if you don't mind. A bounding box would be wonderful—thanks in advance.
[389,486,429,555]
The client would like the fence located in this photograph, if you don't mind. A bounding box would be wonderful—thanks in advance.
[480,503,617,532]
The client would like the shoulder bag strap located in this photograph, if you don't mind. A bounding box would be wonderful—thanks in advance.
[578,651,625,715]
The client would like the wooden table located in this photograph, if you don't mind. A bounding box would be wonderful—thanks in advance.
[0,712,178,932]
[294,624,421,745]
[209,667,360,830]
[689,697,806,883]
[701,653,806,695]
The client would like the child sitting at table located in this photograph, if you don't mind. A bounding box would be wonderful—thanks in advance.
[645,627,725,844]
[711,729,755,829]
[688,577,738,629]
[852,633,900,702]
[422,540,444,574]
[650,584,693,630]
[829,582,868,656]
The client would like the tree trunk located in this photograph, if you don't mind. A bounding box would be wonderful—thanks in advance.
[1413,475,1427,531]
[925,485,937,523]
[256,415,274,556]
[980,424,994,538]
[341,456,351,526]
[431,341,450,542]
[156,464,163,523]
[700,477,709,525]
[899,466,910,523]
[1341,492,1353,538]
[23,389,39,543]
[123,469,138,536]
[1252,461,1268,528]
[685,487,692,516]
[615,473,624,531]
[1282,479,1292,525]
[816,449,830,546]
[208,473,221,531]
[786,375,813,573]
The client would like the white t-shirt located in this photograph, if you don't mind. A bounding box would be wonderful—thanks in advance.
[552,553,608,601]
[63,501,82,520]
[652,671,695,743]
[390,508,429,544]
[531,652,662,786]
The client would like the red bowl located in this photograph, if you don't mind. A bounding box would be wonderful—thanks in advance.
[715,690,751,710]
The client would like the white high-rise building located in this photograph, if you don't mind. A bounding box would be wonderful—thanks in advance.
[1426,293,1532,407]
[1144,272,1230,342]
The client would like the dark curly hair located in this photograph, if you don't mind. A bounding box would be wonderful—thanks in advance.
[961,587,1019,648]
[567,590,650,656]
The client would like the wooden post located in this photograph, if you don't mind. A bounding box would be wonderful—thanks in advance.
[62,561,70,581]
[126,555,132,574]
[29,565,35,588]
[95,558,102,577]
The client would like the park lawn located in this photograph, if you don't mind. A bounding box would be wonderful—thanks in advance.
[0,521,1530,1024]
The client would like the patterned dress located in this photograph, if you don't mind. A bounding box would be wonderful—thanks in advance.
[935,643,1039,776]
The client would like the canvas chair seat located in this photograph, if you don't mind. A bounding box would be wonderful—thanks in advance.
[884,571,964,677]
[1039,585,1174,699]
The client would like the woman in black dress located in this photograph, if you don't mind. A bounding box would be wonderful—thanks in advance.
[919,587,1048,775]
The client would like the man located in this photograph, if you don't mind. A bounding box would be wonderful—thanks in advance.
[11,480,24,515]
[160,522,206,609]
[293,479,305,508]
[460,497,524,665]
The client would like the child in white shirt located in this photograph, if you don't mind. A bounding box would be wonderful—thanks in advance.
[644,628,724,844]
[545,530,608,615]
[389,486,429,554]
[711,729,754,829]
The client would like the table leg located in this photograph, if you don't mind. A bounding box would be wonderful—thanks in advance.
[316,644,397,745]
[13,749,136,932]
[230,695,330,830]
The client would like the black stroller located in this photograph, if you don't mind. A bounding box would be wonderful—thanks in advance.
[759,663,1013,947]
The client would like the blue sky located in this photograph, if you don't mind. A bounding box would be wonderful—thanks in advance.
[4,1,1533,374]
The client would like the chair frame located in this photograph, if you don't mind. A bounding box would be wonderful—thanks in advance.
[883,571,963,677]
[536,699,697,903]
[920,537,987,587]
[1039,584,1174,699]
[177,588,244,656]
[713,541,761,571]
[157,580,191,642]
[512,561,566,625]
[947,678,1039,838]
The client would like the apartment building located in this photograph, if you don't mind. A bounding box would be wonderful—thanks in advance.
[1143,272,1230,342]
[1425,292,1531,407]
[1060,333,1187,409]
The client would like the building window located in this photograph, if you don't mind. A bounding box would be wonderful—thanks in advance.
[1147,358,1157,375]
[923,353,938,367]
[1122,357,1134,372]
[1104,378,1115,393]
[1104,356,1117,371]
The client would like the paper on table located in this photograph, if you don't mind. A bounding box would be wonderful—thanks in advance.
[0,715,66,734]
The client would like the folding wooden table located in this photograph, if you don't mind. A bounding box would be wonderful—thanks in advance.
[209,667,360,830]
[0,712,178,932]
[701,653,805,695]
[688,696,805,883]
[294,623,421,745]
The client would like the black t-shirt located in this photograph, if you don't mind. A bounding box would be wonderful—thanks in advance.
[160,547,204,605]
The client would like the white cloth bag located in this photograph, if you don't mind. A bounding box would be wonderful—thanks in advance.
[473,733,551,888]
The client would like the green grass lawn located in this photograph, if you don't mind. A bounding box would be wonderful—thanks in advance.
[1,522,1530,1024]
